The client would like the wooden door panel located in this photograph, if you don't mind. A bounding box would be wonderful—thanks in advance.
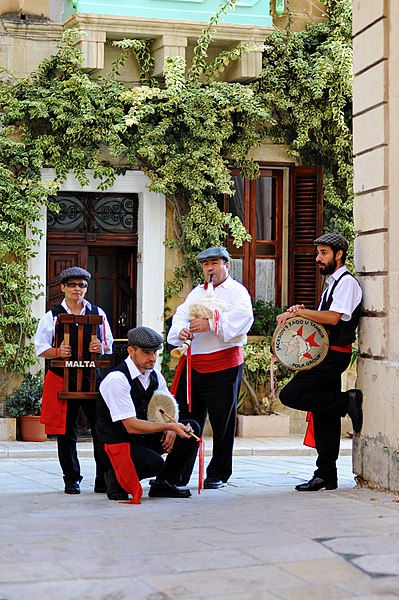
[47,247,88,310]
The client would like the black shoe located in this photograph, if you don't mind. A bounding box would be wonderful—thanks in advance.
[148,480,191,498]
[295,476,337,492]
[64,481,81,494]
[347,389,363,433]
[203,477,226,489]
[94,475,107,493]
[104,470,129,501]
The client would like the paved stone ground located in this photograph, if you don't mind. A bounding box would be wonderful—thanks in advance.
[1,438,399,600]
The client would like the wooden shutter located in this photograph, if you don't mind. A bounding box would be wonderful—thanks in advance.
[289,165,323,309]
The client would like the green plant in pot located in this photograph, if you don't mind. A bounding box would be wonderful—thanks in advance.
[3,372,43,417]
[3,372,46,441]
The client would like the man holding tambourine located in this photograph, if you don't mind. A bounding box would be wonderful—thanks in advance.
[274,232,363,492]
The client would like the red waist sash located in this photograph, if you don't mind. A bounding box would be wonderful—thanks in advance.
[191,346,243,373]
[170,346,243,402]
[329,344,352,353]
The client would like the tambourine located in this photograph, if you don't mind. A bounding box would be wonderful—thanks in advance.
[147,390,179,423]
[272,317,329,371]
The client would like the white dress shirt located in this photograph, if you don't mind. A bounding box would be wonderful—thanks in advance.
[99,357,169,422]
[34,298,113,356]
[167,276,253,355]
[318,266,362,320]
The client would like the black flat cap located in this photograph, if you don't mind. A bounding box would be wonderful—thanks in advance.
[127,327,163,350]
[59,266,91,284]
[314,232,348,251]
[196,247,230,262]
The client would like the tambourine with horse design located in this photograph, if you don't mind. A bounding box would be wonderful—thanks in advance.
[272,317,329,371]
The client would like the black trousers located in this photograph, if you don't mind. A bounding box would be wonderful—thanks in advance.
[175,364,244,483]
[127,419,201,484]
[57,398,106,484]
[279,350,351,483]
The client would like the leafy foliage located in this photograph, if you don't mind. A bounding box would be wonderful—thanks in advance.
[249,300,286,336]
[0,0,354,387]
[258,0,354,247]
[3,372,43,416]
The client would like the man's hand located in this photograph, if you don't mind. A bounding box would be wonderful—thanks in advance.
[59,340,72,358]
[189,318,210,334]
[276,304,305,327]
[88,337,102,353]
[161,430,176,454]
[172,422,192,439]
[178,327,191,343]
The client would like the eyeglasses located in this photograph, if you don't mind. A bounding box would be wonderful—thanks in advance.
[64,282,88,289]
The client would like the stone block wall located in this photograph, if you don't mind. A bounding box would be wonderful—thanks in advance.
[352,0,399,491]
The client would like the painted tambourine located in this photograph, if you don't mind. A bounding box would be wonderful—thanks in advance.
[147,390,179,423]
[272,317,329,371]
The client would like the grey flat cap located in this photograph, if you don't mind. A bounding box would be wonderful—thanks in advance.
[59,266,91,284]
[196,247,230,262]
[127,327,163,350]
[314,232,348,251]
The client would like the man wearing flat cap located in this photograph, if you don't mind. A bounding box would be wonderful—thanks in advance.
[276,232,363,491]
[167,246,253,490]
[34,266,113,495]
[96,326,200,501]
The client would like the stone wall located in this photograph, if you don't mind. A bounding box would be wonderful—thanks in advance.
[352,0,399,491]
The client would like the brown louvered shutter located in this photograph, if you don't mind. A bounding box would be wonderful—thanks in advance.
[289,165,323,309]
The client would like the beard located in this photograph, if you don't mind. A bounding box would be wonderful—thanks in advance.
[318,258,337,275]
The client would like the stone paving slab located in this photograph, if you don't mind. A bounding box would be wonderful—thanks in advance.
[1,452,399,600]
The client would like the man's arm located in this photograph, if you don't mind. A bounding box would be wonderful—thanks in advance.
[122,417,191,438]
[276,304,342,328]
[215,284,254,342]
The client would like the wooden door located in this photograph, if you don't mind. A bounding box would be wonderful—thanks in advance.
[47,247,89,309]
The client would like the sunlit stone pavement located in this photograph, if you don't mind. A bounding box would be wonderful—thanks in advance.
[1,436,398,600]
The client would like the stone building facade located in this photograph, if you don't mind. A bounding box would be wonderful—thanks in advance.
[352,1,399,492]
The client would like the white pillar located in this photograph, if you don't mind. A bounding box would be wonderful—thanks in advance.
[136,190,166,334]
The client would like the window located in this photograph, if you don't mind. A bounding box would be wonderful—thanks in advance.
[220,168,283,304]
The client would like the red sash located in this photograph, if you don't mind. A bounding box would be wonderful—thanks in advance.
[40,371,67,435]
[304,344,353,448]
[170,346,243,401]
[104,443,143,505]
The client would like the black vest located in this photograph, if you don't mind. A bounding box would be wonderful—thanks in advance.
[49,303,100,389]
[96,360,159,444]
[320,271,362,347]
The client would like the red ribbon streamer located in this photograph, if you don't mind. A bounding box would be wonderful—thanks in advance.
[102,320,107,348]
[197,437,205,494]
[186,343,192,412]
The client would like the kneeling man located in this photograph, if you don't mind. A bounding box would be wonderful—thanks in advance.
[97,326,199,502]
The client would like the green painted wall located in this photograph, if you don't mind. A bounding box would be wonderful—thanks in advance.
[62,0,272,27]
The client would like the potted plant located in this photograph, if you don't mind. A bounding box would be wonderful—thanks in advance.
[237,336,292,437]
[3,372,47,441]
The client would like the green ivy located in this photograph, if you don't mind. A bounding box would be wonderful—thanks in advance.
[0,0,353,387]
[258,0,354,249]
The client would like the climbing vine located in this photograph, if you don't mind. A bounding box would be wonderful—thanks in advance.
[0,0,270,385]
[258,0,353,244]
[0,0,353,387]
